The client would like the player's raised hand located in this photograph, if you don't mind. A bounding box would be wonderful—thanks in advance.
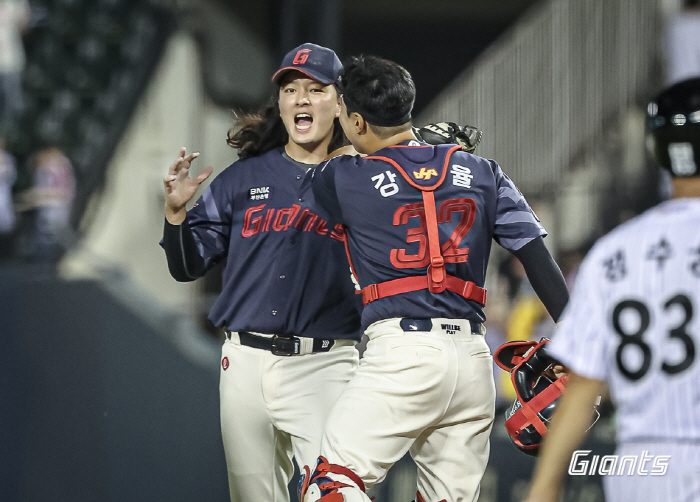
[163,147,213,223]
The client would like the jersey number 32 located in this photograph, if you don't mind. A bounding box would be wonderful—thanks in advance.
[390,198,476,269]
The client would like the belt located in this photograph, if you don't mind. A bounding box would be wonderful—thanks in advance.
[229,331,336,356]
[399,318,484,335]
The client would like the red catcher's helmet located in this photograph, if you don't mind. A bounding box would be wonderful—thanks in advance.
[494,339,599,456]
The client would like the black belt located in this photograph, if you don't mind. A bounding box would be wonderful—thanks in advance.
[399,318,484,335]
[234,331,335,356]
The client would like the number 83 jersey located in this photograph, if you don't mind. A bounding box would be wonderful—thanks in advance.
[547,198,700,443]
[308,141,546,330]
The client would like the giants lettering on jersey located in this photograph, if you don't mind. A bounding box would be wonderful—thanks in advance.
[242,203,345,241]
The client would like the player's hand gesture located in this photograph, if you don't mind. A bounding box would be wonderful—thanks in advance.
[163,147,213,224]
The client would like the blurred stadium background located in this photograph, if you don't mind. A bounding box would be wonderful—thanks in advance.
[0,0,684,500]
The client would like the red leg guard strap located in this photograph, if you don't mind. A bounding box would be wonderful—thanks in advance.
[313,457,366,493]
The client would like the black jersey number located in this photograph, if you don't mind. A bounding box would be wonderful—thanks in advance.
[612,294,696,381]
[390,198,476,269]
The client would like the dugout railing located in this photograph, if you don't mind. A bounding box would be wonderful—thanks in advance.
[417,0,666,200]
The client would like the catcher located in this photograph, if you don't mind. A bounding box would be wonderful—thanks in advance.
[299,55,569,502]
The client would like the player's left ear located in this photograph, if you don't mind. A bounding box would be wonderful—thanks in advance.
[354,112,368,135]
[335,97,341,118]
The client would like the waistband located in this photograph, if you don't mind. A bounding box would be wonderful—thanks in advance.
[225,331,354,356]
[402,318,484,335]
[367,318,485,338]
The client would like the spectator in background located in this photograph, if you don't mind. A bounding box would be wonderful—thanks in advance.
[0,0,31,135]
[0,135,17,260]
[663,0,700,85]
[18,145,75,267]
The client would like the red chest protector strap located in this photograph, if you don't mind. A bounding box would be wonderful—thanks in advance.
[359,145,486,306]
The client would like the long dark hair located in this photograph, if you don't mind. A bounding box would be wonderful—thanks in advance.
[227,94,347,160]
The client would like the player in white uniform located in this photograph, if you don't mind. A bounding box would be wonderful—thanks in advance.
[524,78,700,502]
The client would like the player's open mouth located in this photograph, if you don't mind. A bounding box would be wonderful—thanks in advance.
[295,113,313,131]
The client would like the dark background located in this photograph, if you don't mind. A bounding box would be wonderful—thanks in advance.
[227,0,540,115]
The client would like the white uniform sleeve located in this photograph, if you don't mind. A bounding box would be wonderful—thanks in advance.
[547,244,611,381]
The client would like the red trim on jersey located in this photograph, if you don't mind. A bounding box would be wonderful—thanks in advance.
[365,144,460,192]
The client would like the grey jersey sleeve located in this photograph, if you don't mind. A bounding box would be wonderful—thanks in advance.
[491,161,547,251]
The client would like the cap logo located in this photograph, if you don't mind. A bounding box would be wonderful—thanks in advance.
[293,49,311,65]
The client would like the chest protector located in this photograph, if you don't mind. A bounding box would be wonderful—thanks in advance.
[356,144,486,307]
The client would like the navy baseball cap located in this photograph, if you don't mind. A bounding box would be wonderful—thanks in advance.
[271,43,343,85]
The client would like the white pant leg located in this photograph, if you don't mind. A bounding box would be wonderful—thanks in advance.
[271,343,359,473]
[319,329,454,490]
[316,319,494,502]
[220,338,358,502]
[411,333,495,502]
[219,341,293,502]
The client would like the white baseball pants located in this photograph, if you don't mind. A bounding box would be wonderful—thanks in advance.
[308,318,495,502]
[219,333,358,502]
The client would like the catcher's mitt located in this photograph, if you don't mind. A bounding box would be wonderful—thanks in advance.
[413,122,483,154]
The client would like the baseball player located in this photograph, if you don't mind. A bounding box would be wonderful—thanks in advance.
[299,55,570,502]
[161,43,363,502]
[524,78,700,502]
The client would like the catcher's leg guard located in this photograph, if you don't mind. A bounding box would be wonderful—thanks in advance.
[300,457,371,502]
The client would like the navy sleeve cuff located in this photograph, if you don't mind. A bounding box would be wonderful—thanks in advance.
[162,218,207,282]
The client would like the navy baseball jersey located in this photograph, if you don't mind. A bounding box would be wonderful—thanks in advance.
[162,147,362,340]
[309,141,546,329]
